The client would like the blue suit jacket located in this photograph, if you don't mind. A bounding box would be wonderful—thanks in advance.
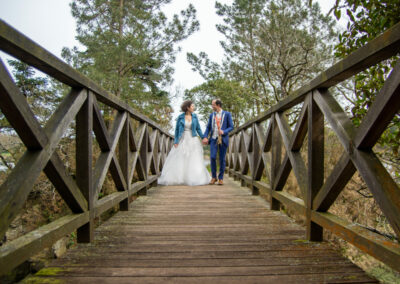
[174,113,204,144]
[203,111,234,146]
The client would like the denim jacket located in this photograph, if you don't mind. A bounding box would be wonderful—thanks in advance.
[174,113,204,144]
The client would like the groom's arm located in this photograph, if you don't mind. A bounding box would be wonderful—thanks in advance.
[203,114,212,139]
[223,112,234,135]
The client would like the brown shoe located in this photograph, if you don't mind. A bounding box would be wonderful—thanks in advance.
[209,178,217,185]
[217,179,224,186]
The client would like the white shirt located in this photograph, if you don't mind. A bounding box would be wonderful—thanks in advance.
[212,109,223,139]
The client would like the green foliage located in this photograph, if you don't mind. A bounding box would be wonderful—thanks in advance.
[333,0,400,175]
[63,0,199,128]
[187,0,337,122]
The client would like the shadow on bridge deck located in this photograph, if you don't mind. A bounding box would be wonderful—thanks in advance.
[23,178,377,283]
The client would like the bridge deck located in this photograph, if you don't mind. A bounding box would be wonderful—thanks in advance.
[24,178,377,283]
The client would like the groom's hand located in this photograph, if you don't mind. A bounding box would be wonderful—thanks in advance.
[202,138,208,145]
[174,144,178,148]
[219,129,224,135]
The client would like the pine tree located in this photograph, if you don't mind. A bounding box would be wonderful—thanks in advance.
[63,0,199,127]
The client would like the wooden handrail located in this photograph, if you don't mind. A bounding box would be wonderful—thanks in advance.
[227,22,400,272]
[0,19,173,275]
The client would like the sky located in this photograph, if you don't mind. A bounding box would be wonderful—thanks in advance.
[0,0,340,127]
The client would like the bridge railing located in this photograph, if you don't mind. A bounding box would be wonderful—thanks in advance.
[227,22,400,271]
[0,20,173,275]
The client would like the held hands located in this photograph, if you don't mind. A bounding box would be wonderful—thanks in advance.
[174,144,178,148]
[202,138,208,145]
[219,129,224,135]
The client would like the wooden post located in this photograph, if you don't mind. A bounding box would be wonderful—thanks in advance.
[270,118,281,210]
[119,116,130,211]
[307,92,324,241]
[76,90,94,243]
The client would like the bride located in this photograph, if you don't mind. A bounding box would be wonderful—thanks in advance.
[158,100,211,186]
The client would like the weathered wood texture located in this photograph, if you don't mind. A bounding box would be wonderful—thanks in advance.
[226,22,400,272]
[24,179,377,283]
[0,19,173,275]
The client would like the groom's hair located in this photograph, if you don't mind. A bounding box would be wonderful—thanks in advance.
[215,99,222,107]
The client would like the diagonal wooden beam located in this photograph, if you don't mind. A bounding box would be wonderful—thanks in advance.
[44,153,88,213]
[0,58,47,150]
[313,153,356,211]
[275,112,308,200]
[290,99,309,151]
[93,112,127,198]
[354,60,400,149]
[252,123,263,180]
[110,155,127,191]
[92,96,111,151]
[0,60,88,214]
[263,122,272,152]
[0,89,87,239]
[273,154,292,191]
[313,89,356,152]
[314,89,400,238]
[128,120,138,152]
[241,132,251,175]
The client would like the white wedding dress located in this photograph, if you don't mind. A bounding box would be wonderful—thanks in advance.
[158,121,211,186]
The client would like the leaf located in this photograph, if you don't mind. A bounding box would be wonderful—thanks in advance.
[334,9,341,20]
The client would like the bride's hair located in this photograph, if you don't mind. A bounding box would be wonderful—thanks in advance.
[181,100,193,112]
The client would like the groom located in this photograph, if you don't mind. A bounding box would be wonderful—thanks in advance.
[202,99,234,185]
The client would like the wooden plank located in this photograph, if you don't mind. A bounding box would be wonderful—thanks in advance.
[312,211,400,272]
[0,212,88,276]
[0,89,87,239]
[0,19,172,138]
[29,178,377,282]
[354,60,400,149]
[130,176,158,195]
[94,191,128,218]
[272,191,307,216]
[23,274,377,284]
[313,153,356,211]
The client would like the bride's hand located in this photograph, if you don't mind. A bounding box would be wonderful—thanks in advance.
[174,144,178,148]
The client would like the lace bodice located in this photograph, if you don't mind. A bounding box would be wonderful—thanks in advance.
[184,120,192,131]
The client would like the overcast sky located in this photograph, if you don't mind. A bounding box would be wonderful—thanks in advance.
[0,0,340,125]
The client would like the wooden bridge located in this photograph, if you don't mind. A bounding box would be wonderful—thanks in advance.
[0,19,399,283]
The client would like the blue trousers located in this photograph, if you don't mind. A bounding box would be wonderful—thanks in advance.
[210,138,228,180]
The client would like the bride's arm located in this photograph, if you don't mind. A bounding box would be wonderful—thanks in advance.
[174,118,180,146]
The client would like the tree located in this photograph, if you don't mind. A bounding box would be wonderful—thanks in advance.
[332,0,400,179]
[63,0,199,128]
[255,0,336,102]
[187,0,337,120]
